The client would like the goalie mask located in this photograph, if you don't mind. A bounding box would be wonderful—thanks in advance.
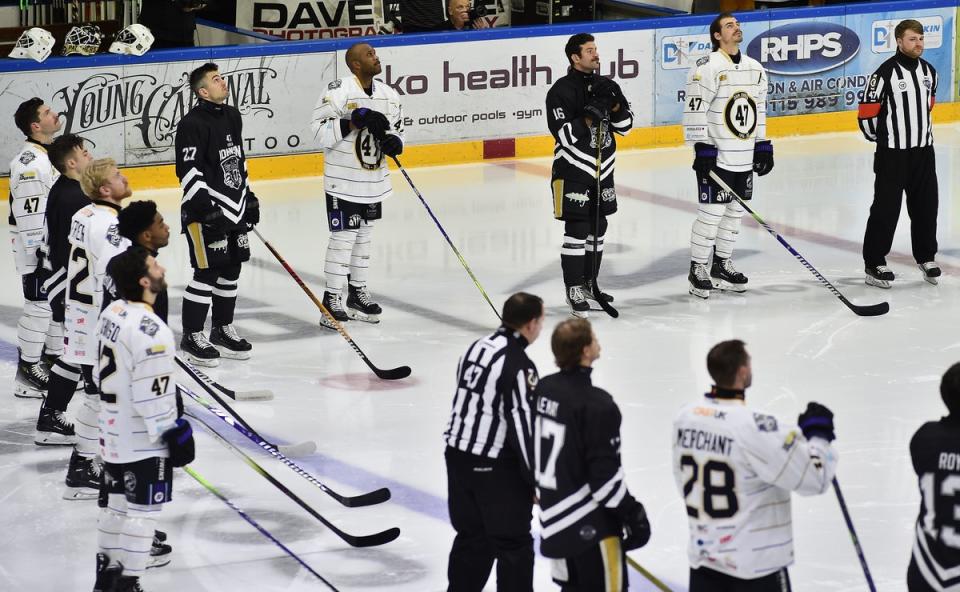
[109,24,155,56]
[9,28,55,62]
[63,25,103,56]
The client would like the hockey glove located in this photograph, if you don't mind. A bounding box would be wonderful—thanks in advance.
[243,195,260,227]
[365,111,391,140]
[621,503,651,551]
[350,107,372,129]
[584,96,613,124]
[22,268,49,301]
[753,140,774,176]
[798,402,835,442]
[379,134,403,157]
[163,419,195,467]
[692,143,718,177]
[592,76,626,109]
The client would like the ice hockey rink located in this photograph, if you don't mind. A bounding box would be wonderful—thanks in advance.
[3,124,960,591]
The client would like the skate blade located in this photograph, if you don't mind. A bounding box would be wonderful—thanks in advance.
[347,309,380,324]
[319,316,348,330]
[711,278,747,293]
[569,309,589,319]
[689,284,711,299]
[865,276,892,289]
[923,276,939,285]
[182,352,220,367]
[214,346,251,361]
[35,433,77,446]
[234,389,274,401]
[62,486,98,501]
[147,556,171,569]
[15,384,45,399]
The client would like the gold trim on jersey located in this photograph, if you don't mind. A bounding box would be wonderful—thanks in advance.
[186,222,208,269]
[600,536,623,592]
[552,179,564,218]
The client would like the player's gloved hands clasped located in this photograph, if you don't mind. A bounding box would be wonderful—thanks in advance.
[621,503,652,550]
[243,195,260,228]
[592,76,626,109]
[584,96,613,123]
[753,140,774,176]
[379,134,403,157]
[693,142,718,177]
[163,418,195,467]
[798,402,835,442]
[352,108,391,140]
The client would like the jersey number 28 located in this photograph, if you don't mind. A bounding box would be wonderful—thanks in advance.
[680,455,739,519]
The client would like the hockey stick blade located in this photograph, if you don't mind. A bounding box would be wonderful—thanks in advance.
[277,441,318,457]
[233,389,276,401]
[175,355,275,401]
[591,283,620,318]
[708,171,889,318]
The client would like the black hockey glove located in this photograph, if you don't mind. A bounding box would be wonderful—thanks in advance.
[243,195,260,228]
[379,134,403,157]
[584,96,613,124]
[163,418,195,467]
[592,75,626,108]
[22,267,49,301]
[753,140,774,176]
[352,108,391,139]
[798,402,835,442]
[621,503,651,551]
[692,143,718,177]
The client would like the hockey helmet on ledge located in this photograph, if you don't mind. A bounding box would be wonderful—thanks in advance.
[9,28,55,62]
[109,24,154,56]
[63,25,103,56]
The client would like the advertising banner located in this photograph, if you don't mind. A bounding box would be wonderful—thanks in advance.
[0,53,336,175]
[655,6,955,124]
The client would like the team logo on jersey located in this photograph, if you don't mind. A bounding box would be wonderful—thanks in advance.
[145,344,166,356]
[579,524,597,541]
[328,79,342,90]
[154,491,165,503]
[139,316,159,337]
[236,233,249,249]
[348,214,363,228]
[924,78,932,90]
[782,430,798,451]
[221,154,242,190]
[105,224,122,247]
[601,187,616,202]
[723,92,757,140]
[19,152,35,165]
[208,238,228,253]
[124,471,137,495]
[899,80,908,91]
[565,191,590,207]
[526,368,538,390]
[588,128,612,150]
[753,413,778,432]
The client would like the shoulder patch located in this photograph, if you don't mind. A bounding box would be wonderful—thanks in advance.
[696,55,711,67]
[19,152,36,165]
[328,79,342,90]
[145,344,166,357]
[526,368,538,390]
[753,412,779,432]
[105,223,122,247]
[139,316,159,337]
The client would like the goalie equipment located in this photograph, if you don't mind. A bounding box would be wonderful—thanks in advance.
[62,25,103,56]
[9,28,54,62]
[109,24,155,56]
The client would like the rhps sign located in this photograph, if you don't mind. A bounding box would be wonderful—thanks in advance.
[53,66,277,150]
[747,22,860,76]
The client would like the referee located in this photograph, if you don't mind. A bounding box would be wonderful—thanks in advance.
[443,292,543,592]
[858,19,940,289]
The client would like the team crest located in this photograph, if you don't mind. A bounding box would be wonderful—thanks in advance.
[526,368,538,390]
[348,214,363,228]
[565,191,590,207]
[105,224,122,247]
[696,55,710,66]
[139,316,159,337]
[588,128,612,150]
[924,78,932,90]
[19,152,35,165]
[724,91,757,140]
[208,238,228,252]
[236,232,249,249]
[753,413,778,432]
[123,470,137,494]
[601,187,616,202]
[220,154,242,190]
[328,79,342,90]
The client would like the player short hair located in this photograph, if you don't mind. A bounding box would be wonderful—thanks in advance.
[564,33,594,66]
[48,134,86,174]
[896,19,924,40]
[109,245,151,302]
[14,97,44,137]
[707,339,749,387]
[189,62,219,94]
[501,292,543,330]
[118,200,158,243]
[552,318,593,371]
[941,362,960,415]
[710,12,735,51]
[80,158,117,199]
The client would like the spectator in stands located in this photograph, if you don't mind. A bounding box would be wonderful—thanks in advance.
[139,0,210,48]
[444,0,490,30]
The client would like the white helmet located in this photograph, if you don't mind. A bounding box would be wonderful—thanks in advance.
[109,24,155,56]
[63,25,103,56]
[8,28,55,62]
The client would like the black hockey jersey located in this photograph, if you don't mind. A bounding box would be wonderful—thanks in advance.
[175,99,257,227]
[545,69,633,186]
[45,176,91,273]
[910,415,960,590]
[534,367,640,558]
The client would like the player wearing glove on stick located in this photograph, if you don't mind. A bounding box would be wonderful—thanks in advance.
[534,319,651,591]
[673,340,837,592]
[683,13,772,299]
[311,42,404,327]
[546,33,634,318]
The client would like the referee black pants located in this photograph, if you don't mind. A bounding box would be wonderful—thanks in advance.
[863,146,939,267]
[445,447,534,592]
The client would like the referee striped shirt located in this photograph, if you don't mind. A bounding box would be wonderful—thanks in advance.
[858,51,938,149]
[443,327,537,467]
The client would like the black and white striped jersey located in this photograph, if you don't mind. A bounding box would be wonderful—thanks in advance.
[910,416,960,591]
[546,69,633,187]
[534,367,640,558]
[443,327,537,467]
[858,52,937,149]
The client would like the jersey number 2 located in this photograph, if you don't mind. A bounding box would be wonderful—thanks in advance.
[680,455,738,519]
[68,246,94,306]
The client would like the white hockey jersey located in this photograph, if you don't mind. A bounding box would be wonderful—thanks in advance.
[8,140,59,275]
[310,75,404,204]
[63,203,130,366]
[97,300,177,464]
[673,394,837,579]
[683,50,768,172]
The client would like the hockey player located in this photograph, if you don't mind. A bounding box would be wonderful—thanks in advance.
[310,42,403,327]
[534,318,650,591]
[176,62,260,366]
[34,134,92,448]
[92,246,192,592]
[546,33,633,317]
[115,201,170,322]
[9,97,64,398]
[683,13,772,299]
[443,292,543,591]
[673,340,838,591]
[907,362,960,591]
[56,159,132,500]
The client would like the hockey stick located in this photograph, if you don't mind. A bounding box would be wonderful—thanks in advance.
[186,408,401,548]
[251,228,411,381]
[625,556,673,592]
[179,383,391,508]
[832,477,877,592]
[184,466,341,591]
[175,357,317,458]
[708,170,889,317]
[176,355,274,401]
[391,156,502,322]
[591,119,619,318]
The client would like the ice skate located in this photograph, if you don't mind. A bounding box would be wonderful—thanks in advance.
[919,262,941,285]
[688,262,713,299]
[210,324,252,360]
[320,291,350,329]
[865,265,894,289]
[35,406,76,446]
[710,256,748,292]
[565,285,590,318]
[346,284,382,324]
[180,331,220,367]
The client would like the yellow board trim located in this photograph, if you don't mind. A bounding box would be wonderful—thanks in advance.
[600,535,623,592]
[3,103,960,196]
[186,222,208,269]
